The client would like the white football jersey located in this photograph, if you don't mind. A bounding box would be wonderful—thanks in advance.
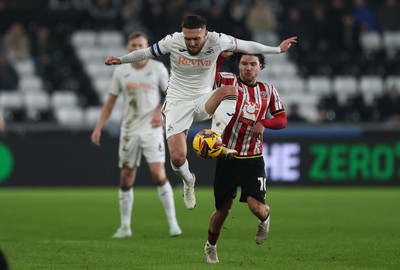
[109,59,169,135]
[149,31,236,101]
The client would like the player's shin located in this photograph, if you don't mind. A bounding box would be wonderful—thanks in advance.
[119,189,133,228]
[211,98,237,136]
[157,181,176,223]
[170,159,195,187]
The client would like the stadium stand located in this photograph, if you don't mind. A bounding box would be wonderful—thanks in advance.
[1,0,399,127]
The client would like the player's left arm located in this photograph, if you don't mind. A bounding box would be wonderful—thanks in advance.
[251,84,287,139]
[151,63,169,128]
[251,112,287,140]
[151,105,163,128]
[235,36,297,54]
[257,112,287,129]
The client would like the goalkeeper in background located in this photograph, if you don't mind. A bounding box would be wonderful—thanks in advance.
[91,32,182,238]
[204,52,288,264]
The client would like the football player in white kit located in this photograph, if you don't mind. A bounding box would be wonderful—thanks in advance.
[92,32,182,238]
[105,15,296,210]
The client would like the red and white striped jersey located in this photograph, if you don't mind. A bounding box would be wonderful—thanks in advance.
[216,72,285,157]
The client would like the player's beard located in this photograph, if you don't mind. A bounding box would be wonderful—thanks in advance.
[188,48,200,56]
[187,43,205,56]
[242,73,257,85]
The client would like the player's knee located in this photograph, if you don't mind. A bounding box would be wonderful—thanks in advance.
[151,171,166,184]
[120,183,132,191]
[120,174,134,190]
[218,200,232,217]
[219,208,230,217]
[170,155,186,167]
[227,85,238,95]
[222,85,237,97]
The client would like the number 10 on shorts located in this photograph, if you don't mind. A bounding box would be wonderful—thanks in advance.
[258,177,267,191]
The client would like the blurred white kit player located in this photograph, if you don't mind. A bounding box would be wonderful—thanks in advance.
[0,110,4,132]
[91,32,181,238]
[105,15,297,210]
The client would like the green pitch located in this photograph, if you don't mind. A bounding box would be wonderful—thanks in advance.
[1,187,400,270]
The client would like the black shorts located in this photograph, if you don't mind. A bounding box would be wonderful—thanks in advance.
[214,157,267,210]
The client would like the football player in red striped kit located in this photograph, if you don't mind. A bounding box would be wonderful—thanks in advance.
[204,53,287,264]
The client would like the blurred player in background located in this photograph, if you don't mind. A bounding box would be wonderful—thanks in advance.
[0,111,4,132]
[105,14,296,210]
[91,32,182,238]
[204,53,287,264]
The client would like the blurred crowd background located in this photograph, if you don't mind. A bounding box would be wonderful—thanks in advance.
[1,0,400,129]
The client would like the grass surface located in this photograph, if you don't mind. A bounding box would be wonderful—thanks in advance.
[0,187,400,270]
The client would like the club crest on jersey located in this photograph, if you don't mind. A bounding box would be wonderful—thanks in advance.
[261,92,268,99]
[204,47,214,55]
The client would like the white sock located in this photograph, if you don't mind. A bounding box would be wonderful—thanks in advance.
[157,181,177,224]
[211,99,237,136]
[171,159,194,187]
[119,189,133,228]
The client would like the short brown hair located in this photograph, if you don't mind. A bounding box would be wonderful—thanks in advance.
[181,15,207,29]
[127,32,149,42]
[236,53,266,70]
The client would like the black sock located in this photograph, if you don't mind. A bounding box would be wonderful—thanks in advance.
[208,229,220,246]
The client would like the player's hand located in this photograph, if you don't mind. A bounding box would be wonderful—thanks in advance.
[279,36,297,53]
[105,56,122,66]
[151,113,163,128]
[91,130,101,146]
[220,51,233,58]
[250,122,265,141]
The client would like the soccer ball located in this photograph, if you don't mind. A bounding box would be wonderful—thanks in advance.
[192,129,223,159]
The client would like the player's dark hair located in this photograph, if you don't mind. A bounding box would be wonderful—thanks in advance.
[127,31,149,42]
[181,15,207,29]
[236,53,266,69]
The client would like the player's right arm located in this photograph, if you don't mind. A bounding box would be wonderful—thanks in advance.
[105,48,154,65]
[105,34,174,66]
[91,94,118,146]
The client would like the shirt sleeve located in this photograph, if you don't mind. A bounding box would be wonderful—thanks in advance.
[218,32,237,52]
[236,39,281,54]
[269,85,285,115]
[119,34,176,63]
[119,48,154,64]
[149,34,175,57]
[109,68,121,96]
[157,63,169,93]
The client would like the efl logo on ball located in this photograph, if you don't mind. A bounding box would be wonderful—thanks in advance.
[192,129,223,159]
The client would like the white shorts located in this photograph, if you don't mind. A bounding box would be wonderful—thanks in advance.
[118,129,166,168]
[162,91,214,138]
